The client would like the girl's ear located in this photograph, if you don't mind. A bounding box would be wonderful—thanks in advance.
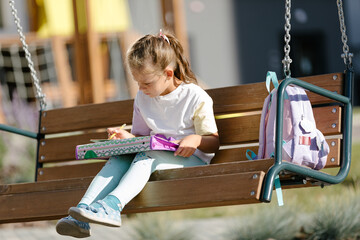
[164,67,174,79]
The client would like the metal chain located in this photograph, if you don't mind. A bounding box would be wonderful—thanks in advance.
[337,0,353,66]
[282,0,292,78]
[8,0,46,110]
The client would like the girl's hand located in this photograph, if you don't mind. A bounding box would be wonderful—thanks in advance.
[173,135,202,158]
[107,127,135,139]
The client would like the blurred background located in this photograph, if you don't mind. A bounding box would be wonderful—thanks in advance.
[0,0,358,116]
[0,1,359,239]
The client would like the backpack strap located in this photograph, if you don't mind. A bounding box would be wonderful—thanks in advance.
[246,149,257,160]
[266,71,289,100]
[266,71,279,93]
[274,175,284,206]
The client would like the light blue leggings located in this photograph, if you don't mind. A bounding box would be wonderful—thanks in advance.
[79,151,205,208]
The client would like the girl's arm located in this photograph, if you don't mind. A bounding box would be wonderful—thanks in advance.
[174,133,219,158]
[198,133,220,153]
[107,127,136,139]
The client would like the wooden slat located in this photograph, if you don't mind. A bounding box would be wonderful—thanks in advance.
[150,159,272,181]
[37,162,106,182]
[212,138,340,167]
[212,146,259,164]
[0,178,92,223]
[326,138,341,167]
[216,114,261,144]
[39,132,108,163]
[313,105,341,134]
[37,158,274,182]
[217,105,341,145]
[208,72,343,114]
[0,177,91,196]
[302,73,344,104]
[124,171,265,213]
[0,170,265,223]
[40,100,134,134]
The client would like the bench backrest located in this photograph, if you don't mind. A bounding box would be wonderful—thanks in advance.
[37,73,344,181]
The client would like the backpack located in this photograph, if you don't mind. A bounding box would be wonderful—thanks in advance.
[257,72,330,170]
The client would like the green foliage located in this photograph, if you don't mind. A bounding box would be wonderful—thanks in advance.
[223,206,301,240]
[126,213,194,240]
[0,136,4,169]
[0,95,38,184]
[348,142,360,183]
[0,132,36,183]
[304,188,360,240]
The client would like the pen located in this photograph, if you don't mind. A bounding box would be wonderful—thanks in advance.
[109,124,126,139]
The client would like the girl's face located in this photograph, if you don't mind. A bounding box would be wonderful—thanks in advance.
[132,67,179,98]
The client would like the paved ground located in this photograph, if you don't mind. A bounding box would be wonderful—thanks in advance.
[1,113,359,240]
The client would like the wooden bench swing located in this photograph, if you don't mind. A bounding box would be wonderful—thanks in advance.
[0,0,354,224]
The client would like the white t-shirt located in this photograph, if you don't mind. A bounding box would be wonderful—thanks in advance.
[131,83,218,164]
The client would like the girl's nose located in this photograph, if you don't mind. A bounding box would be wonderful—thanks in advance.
[138,83,145,90]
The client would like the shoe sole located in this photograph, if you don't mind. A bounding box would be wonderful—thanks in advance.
[69,207,121,228]
[56,219,90,238]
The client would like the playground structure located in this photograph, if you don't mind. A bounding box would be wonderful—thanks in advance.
[0,0,189,121]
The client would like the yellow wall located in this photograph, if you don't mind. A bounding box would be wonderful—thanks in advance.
[36,0,131,37]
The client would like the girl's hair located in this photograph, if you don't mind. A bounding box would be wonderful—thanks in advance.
[127,31,197,84]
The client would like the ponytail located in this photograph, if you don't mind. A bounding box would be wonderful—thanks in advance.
[167,34,198,84]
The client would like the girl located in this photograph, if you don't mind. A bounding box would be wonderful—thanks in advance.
[56,30,219,238]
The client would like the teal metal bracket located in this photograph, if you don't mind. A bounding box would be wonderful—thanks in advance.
[261,69,354,202]
[0,124,38,139]
[0,110,45,181]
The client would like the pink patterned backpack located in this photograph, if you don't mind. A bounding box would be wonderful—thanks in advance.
[257,72,330,170]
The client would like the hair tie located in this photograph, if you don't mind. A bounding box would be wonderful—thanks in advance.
[159,29,170,45]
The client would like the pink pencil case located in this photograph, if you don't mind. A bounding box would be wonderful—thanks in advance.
[76,134,179,160]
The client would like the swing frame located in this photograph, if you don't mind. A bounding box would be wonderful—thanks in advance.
[0,0,355,223]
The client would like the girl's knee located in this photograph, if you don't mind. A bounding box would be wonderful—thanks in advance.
[106,155,133,170]
[132,152,153,163]
[130,152,156,172]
